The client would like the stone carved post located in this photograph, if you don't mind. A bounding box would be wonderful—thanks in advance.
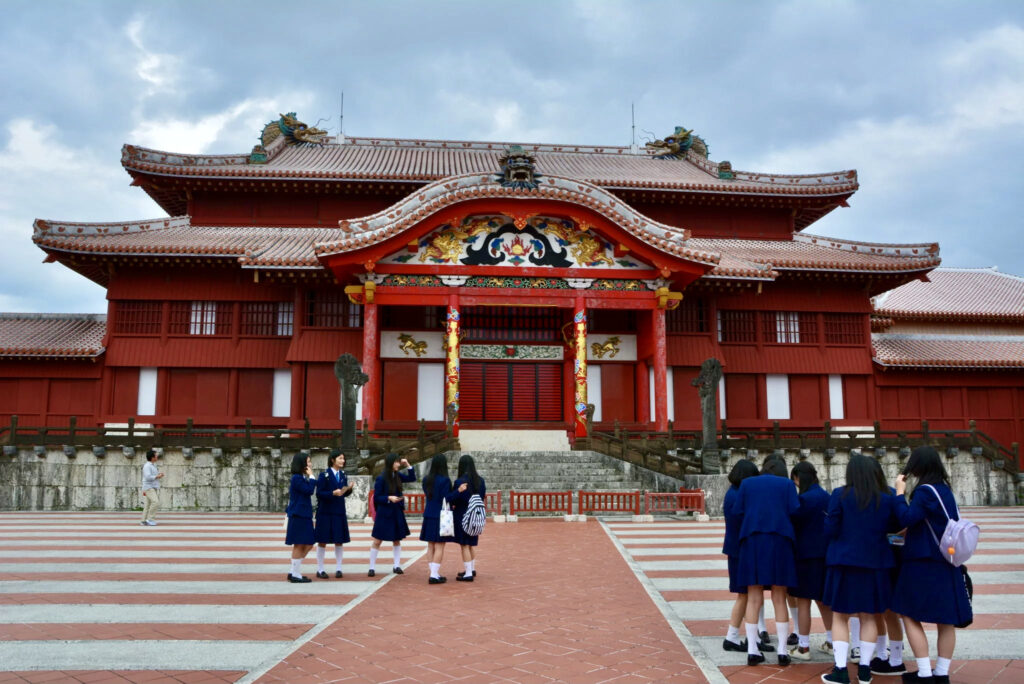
[444,300,461,438]
[334,353,369,466]
[573,301,588,438]
[691,358,723,474]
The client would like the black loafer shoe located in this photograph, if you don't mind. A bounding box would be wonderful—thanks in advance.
[747,653,765,666]
[788,632,799,646]
[871,659,906,676]
[757,639,772,651]
[759,631,771,644]
[456,574,474,582]
[858,664,873,683]
[316,571,329,579]
[778,654,791,666]
[456,570,478,578]
[428,576,446,584]
[334,571,343,578]
[393,566,404,575]
[287,575,311,583]
[722,639,747,652]
[367,569,375,577]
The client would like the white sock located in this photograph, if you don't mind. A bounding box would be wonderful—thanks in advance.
[392,546,402,567]
[849,617,861,646]
[798,634,809,649]
[745,623,760,655]
[316,546,325,572]
[789,605,799,629]
[775,621,789,654]
[934,657,951,676]
[290,558,302,578]
[429,562,440,579]
[725,625,741,644]
[757,604,767,633]
[826,629,833,644]
[916,657,933,677]
[876,634,887,656]
[860,641,876,669]
[369,547,378,570]
[464,561,473,577]
[469,560,475,574]
[334,547,343,572]
[889,642,904,666]
[834,640,850,669]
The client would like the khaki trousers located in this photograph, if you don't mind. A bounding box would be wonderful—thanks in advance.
[142,488,161,522]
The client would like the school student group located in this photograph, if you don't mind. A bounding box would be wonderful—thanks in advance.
[284,449,486,586]
[723,445,975,684]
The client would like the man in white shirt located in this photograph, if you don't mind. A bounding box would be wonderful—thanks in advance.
[141,449,164,526]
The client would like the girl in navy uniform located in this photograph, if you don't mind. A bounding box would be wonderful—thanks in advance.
[735,457,800,666]
[449,454,485,582]
[368,452,416,577]
[722,459,766,653]
[787,461,834,661]
[891,446,972,684]
[314,449,353,579]
[284,451,316,584]
[419,453,455,584]
[821,454,900,684]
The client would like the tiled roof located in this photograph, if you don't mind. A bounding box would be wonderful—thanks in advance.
[121,136,859,199]
[873,333,1024,369]
[0,314,106,358]
[874,268,1024,322]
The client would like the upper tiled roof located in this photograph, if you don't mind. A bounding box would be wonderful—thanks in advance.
[874,267,1024,321]
[0,314,106,359]
[121,135,859,198]
[873,333,1024,369]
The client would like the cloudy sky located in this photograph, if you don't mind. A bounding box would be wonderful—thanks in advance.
[1,0,1022,313]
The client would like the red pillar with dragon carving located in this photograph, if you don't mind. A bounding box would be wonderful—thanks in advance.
[361,299,380,431]
[652,307,669,432]
[445,294,461,438]
[573,297,588,438]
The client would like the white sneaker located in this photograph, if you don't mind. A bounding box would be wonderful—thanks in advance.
[819,642,834,655]
[849,647,860,663]
[789,645,812,661]
[139,521,148,526]
[146,520,158,526]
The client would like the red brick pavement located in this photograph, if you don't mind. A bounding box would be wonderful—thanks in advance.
[256,519,708,684]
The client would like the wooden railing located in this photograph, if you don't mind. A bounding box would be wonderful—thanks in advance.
[0,415,458,475]
[576,419,1019,478]
[400,491,503,516]
[579,490,642,515]
[509,490,573,516]
[645,490,706,515]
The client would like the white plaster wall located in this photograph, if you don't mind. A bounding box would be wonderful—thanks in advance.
[766,374,790,420]
[829,375,845,420]
[417,363,444,421]
[588,364,603,422]
[137,368,157,416]
[271,369,291,418]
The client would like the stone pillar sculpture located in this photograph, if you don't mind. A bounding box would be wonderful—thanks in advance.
[334,353,369,465]
[691,358,723,473]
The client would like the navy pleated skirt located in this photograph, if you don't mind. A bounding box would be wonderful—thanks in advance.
[890,559,973,625]
[823,565,891,614]
[735,533,797,589]
[418,515,456,543]
[314,513,350,545]
[285,515,315,546]
[727,555,747,594]
[453,510,480,547]
[371,513,410,542]
[790,557,827,601]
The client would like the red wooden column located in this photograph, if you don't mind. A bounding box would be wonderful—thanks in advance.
[636,361,650,425]
[573,296,588,438]
[444,294,461,437]
[652,308,669,432]
[362,301,380,431]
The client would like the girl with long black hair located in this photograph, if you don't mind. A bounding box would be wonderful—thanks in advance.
[368,452,416,577]
[787,461,834,661]
[284,451,316,583]
[890,446,972,684]
[314,449,353,578]
[449,454,486,582]
[721,459,768,654]
[419,453,455,584]
[820,454,900,684]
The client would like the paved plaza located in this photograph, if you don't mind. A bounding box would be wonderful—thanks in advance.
[0,509,1021,683]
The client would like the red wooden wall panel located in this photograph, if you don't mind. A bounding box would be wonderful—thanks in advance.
[536,364,563,421]
[237,369,274,419]
[842,375,870,420]
[382,361,418,421]
[600,364,635,423]
[47,380,96,417]
[484,364,509,421]
[510,365,537,421]
[789,375,822,424]
[304,363,340,422]
[725,374,758,420]
[110,368,140,416]
[460,363,484,421]
[672,366,702,425]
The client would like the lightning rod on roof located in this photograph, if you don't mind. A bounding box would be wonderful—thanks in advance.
[630,102,637,153]
[339,91,345,144]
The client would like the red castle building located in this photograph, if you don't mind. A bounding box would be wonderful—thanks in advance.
[1,115,1020,464]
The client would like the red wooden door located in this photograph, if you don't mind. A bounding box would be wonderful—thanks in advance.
[460,362,563,422]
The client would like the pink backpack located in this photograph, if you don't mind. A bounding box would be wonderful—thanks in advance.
[922,484,979,567]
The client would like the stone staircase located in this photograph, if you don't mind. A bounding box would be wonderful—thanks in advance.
[433,450,644,493]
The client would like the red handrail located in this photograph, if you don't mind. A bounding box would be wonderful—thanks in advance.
[579,490,641,514]
[509,490,572,516]
[645,490,705,514]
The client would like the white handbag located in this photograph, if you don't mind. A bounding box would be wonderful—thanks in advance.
[439,500,455,537]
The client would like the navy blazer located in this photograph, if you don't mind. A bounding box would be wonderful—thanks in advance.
[449,475,487,516]
[285,473,316,518]
[792,483,830,560]
[736,474,799,541]
[315,468,350,517]
[824,486,900,569]
[373,467,417,515]
[895,482,960,563]
[422,474,453,519]
[722,486,743,556]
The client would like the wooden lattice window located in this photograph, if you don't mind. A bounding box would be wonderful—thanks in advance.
[716,310,757,343]
[113,301,162,335]
[305,291,362,328]
[240,302,294,336]
[769,312,818,344]
[168,301,233,336]
[824,313,866,344]
[463,306,562,343]
[666,299,708,334]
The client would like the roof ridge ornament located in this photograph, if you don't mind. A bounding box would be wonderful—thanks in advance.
[251,112,328,163]
[496,145,541,189]
[646,126,709,159]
